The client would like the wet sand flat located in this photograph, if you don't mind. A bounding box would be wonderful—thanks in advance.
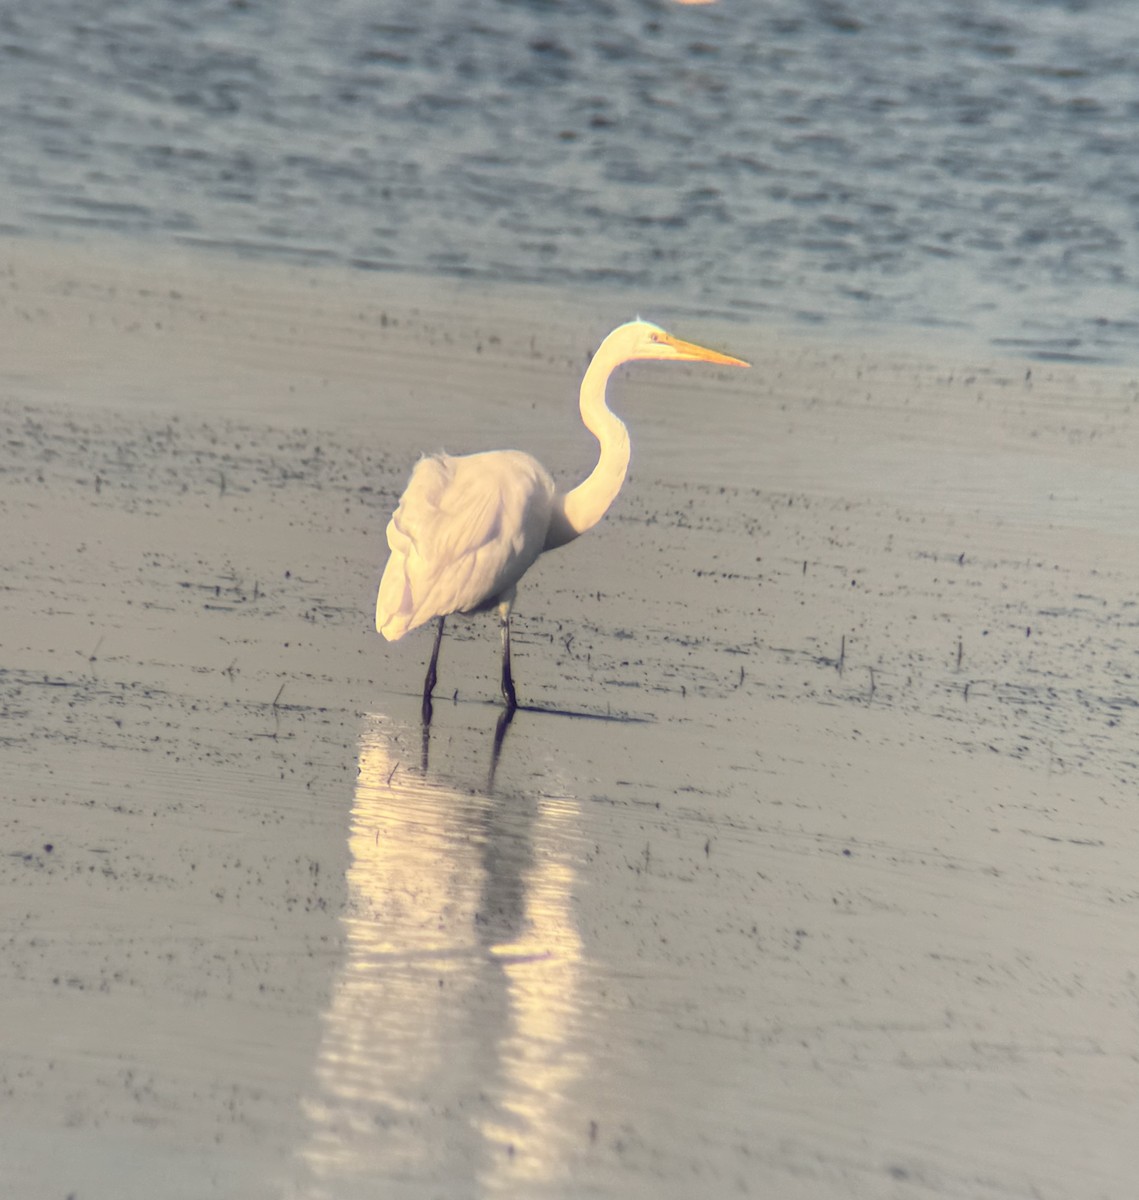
[2,239,1139,1199]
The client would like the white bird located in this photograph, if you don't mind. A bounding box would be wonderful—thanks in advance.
[376,318,749,713]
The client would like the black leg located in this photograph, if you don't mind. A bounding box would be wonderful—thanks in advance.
[422,616,445,723]
[500,611,517,711]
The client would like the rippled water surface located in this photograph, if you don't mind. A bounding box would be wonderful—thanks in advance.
[2,0,1138,360]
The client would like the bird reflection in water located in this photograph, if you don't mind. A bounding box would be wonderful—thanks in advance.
[296,711,590,1198]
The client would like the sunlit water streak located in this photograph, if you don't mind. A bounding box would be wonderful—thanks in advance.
[295,712,589,1198]
[1,0,1138,362]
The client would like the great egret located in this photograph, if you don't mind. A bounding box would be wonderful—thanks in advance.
[376,319,748,714]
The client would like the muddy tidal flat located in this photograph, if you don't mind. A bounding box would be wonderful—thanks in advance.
[2,239,1139,1199]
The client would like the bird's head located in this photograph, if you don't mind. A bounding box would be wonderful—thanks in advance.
[608,319,749,368]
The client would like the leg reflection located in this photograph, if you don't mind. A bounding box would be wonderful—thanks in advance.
[420,702,432,773]
[421,697,514,792]
[487,704,516,792]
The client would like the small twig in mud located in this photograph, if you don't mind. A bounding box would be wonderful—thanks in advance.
[802,560,807,575]
[269,683,286,738]
[837,635,846,675]
[737,665,746,687]
[386,761,400,786]
[87,635,104,664]
[867,666,876,702]
[956,638,963,672]
[963,681,971,702]
[562,632,575,654]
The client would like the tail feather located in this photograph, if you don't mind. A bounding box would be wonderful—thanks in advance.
[376,514,414,640]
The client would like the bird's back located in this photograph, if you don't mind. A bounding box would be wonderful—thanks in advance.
[376,450,557,640]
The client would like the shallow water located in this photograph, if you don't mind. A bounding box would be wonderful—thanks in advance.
[2,0,1139,361]
[3,272,1139,1197]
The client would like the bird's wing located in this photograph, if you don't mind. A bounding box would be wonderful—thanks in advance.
[376,451,555,640]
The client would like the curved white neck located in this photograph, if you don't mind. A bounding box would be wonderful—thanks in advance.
[544,339,631,551]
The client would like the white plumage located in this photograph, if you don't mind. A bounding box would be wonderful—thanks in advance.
[377,450,556,640]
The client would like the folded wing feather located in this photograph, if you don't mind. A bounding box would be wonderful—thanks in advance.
[376,450,556,641]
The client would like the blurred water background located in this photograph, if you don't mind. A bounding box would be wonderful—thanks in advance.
[2,0,1137,362]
